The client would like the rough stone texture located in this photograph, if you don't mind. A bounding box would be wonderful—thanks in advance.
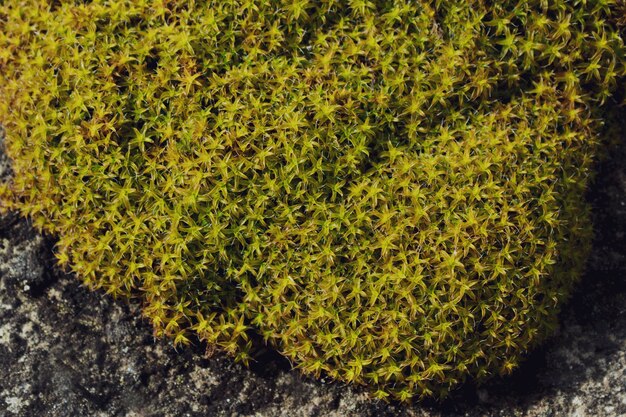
[0,120,625,417]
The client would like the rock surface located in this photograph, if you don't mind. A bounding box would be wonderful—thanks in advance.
[0,122,625,416]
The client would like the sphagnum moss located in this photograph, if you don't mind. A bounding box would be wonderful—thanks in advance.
[0,0,625,401]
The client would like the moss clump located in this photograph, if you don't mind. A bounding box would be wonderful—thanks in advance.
[1,0,625,401]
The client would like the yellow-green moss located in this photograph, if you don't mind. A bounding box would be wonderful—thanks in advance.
[1,0,625,401]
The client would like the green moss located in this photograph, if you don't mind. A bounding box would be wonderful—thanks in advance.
[0,0,625,401]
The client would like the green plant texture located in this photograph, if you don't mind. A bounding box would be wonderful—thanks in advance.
[1,0,625,401]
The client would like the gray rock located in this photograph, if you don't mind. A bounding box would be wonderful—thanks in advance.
[0,124,625,417]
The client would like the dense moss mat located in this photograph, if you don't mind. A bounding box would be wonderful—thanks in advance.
[1,0,625,401]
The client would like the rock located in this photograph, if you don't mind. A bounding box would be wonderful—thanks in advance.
[0,123,625,416]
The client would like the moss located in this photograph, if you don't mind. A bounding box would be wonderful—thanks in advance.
[0,0,625,401]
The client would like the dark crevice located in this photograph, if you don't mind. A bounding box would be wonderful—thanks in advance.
[248,342,293,378]
[145,48,160,72]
